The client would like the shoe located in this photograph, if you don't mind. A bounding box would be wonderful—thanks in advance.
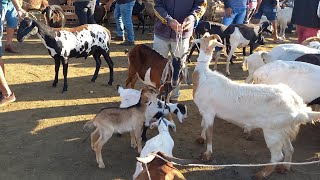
[113,36,125,41]
[5,45,19,53]
[120,41,135,46]
[0,92,16,107]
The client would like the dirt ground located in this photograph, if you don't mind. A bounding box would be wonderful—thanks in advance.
[0,25,320,180]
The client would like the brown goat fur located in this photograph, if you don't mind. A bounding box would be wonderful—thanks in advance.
[135,152,186,180]
[126,44,168,89]
[84,85,159,168]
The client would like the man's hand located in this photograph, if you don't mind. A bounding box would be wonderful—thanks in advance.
[225,7,233,18]
[169,19,182,33]
[182,15,195,31]
[17,9,26,19]
[105,0,114,11]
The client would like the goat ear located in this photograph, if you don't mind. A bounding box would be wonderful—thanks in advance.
[169,123,176,132]
[136,154,155,164]
[117,85,124,94]
[261,52,271,63]
[149,120,159,129]
[214,41,225,48]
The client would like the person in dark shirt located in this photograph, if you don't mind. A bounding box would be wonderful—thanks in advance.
[252,0,280,42]
[291,0,320,43]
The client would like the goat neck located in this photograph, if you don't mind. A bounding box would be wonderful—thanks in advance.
[196,50,212,65]
[33,20,55,41]
[157,120,170,133]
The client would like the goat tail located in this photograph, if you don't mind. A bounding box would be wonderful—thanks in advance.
[83,120,95,131]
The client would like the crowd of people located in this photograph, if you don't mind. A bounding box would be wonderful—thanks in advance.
[0,0,320,106]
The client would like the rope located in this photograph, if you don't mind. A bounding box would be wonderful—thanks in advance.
[151,152,320,168]
[144,162,152,180]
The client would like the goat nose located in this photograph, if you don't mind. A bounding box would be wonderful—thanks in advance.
[171,81,177,87]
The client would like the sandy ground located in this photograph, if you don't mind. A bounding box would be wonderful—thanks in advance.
[0,25,319,180]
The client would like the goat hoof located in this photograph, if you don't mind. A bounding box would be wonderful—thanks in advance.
[275,165,289,174]
[254,171,266,180]
[196,137,205,144]
[225,72,230,76]
[91,78,96,82]
[52,83,57,87]
[62,87,68,93]
[107,81,113,86]
[201,152,212,161]
[98,164,105,168]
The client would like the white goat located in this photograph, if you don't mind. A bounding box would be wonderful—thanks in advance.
[133,117,176,179]
[253,60,320,105]
[277,7,293,39]
[192,33,320,179]
[243,44,320,83]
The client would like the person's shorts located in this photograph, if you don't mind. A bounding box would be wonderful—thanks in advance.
[2,1,19,29]
[253,5,277,21]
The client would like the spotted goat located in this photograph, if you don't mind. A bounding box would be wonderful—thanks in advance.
[17,17,114,92]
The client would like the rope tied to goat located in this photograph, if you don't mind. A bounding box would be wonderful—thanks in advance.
[142,152,320,180]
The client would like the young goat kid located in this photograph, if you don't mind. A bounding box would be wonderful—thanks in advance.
[133,117,176,179]
[117,85,187,141]
[223,21,272,75]
[17,17,114,92]
[83,86,158,168]
[135,152,187,180]
[192,33,320,179]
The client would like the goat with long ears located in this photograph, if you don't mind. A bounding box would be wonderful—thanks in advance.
[192,33,320,179]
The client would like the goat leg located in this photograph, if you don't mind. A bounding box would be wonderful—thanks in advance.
[52,58,61,87]
[62,62,68,92]
[91,52,102,82]
[141,124,149,142]
[102,50,114,85]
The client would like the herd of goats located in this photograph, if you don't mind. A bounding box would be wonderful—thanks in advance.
[13,0,320,179]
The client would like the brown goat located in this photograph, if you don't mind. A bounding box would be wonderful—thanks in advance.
[83,85,159,168]
[135,152,186,180]
[125,44,187,98]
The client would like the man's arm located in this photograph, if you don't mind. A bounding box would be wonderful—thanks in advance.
[11,0,26,18]
[154,0,174,25]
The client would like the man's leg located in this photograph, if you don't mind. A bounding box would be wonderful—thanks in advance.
[5,1,19,53]
[233,8,247,25]
[119,1,135,44]
[74,2,88,25]
[87,0,96,24]
[222,10,236,26]
[153,35,170,58]
[264,6,279,42]
[114,3,125,39]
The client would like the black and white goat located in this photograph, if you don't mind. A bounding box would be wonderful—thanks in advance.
[17,17,114,92]
[223,21,272,75]
[186,21,227,68]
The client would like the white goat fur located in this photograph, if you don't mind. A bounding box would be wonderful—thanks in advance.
[133,118,175,179]
[252,60,320,104]
[192,33,320,178]
[243,44,320,83]
[277,7,293,39]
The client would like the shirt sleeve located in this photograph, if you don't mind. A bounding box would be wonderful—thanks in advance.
[189,0,207,21]
[154,0,174,25]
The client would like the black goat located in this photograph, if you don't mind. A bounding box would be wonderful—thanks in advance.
[187,21,227,65]
[223,21,272,75]
[17,17,114,92]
